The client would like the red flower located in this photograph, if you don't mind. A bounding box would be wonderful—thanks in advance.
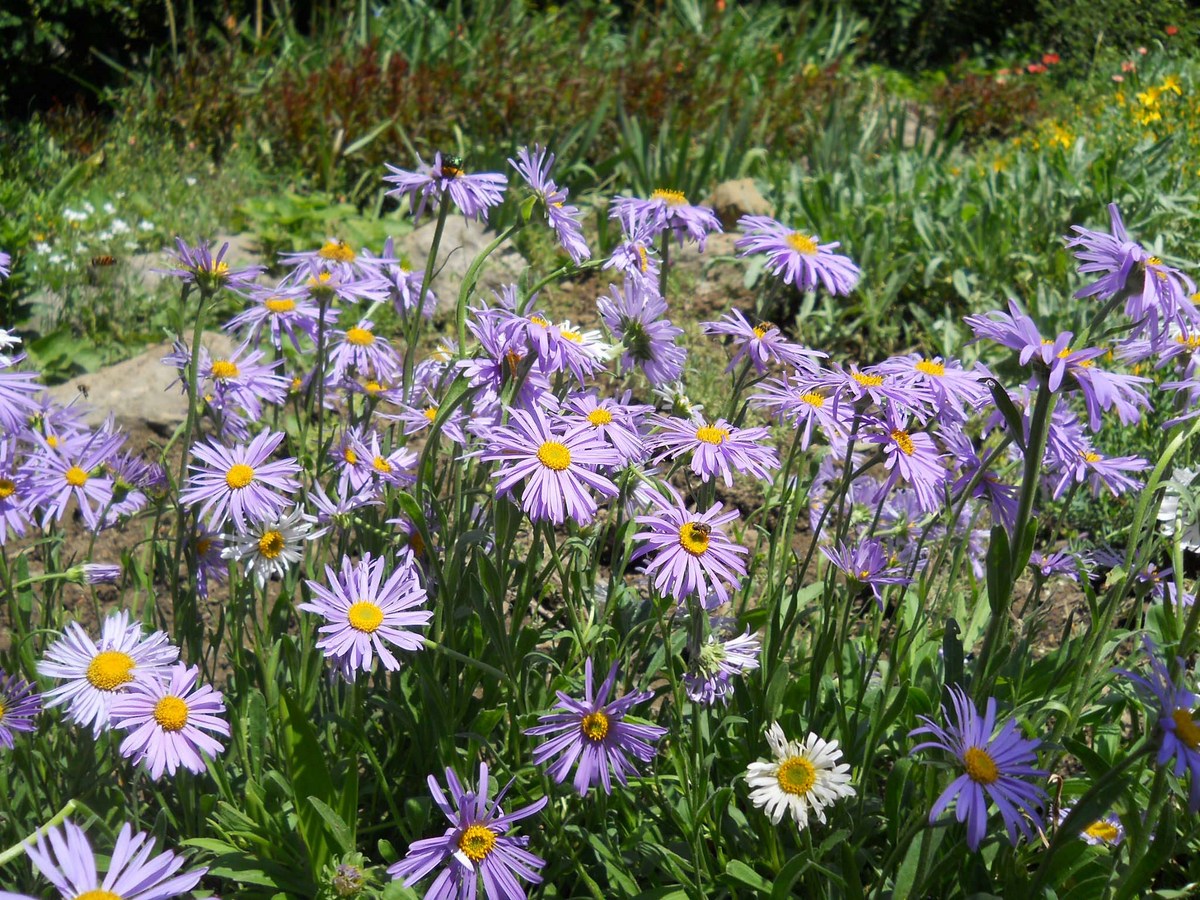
[1042,52,1060,65]
[1166,24,1179,36]
[1027,63,1048,74]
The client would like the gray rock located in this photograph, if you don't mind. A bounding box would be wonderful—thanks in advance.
[707,179,772,230]
[396,216,524,311]
[46,332,237,430]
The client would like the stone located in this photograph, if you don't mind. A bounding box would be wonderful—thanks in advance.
[396,216,524,311]
[45,332,237,430]
[707,179,773,230]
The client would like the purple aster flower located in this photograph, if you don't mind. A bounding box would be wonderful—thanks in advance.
[190,526,226,600]
[965,301,1107,391]
[458,312,551,410]
[861,410,947,514]
[392,389,469,446]
[749,377,847,450]
[648,414,780,487]
[610,189,722,250]
[735,214,860,295]
[224,284,330,352]
[525,658,668,794]
[510,145,591,263]
[27,424,125,531]
[279,237,386,283]
[161,237,263,294]
[0,670,40,748]
[0,438,32,545]
[372,237,438,318]
[1118,638,1200,811]
[384,152,507,223]
[495,308,606,384]
[111,662,229,779]
[349,429,417,489]
[1046,443,1149,499]
[562,390,651,464]
[604,209,662,288]
[75,563,121,585]
[632,491,749,608]
[1056,806,1125,846]
[0,250,9,280]
[813,363,932,419]
[684,624,760,706]
[821,538,911,604]
[294,267,392,306]
[165,339,291,424]
[702,309,826,374]
[387,762,547,899]
[1070,362,1151,430]
[597,280,686,386]
[479,405,620,525]
[0,364,41,435]
[9,819,206,899]
[37,610,178,737]
[326,319,403,385]
[910,686,1048,851]
[1027,550,1082,581]
[875,353,991,424]
[180,430,301,531]
[299,552,430,681]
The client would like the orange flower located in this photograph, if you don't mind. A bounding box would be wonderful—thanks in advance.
[1042,52,1060,65]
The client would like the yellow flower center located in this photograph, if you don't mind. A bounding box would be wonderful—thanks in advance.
[1172,708,1200,749]
[536,441,571,471]
[153,696,189,732]
[678,521,711,556]
[852,372,884,387]
[651,188,687,206]
[637,245,649,274]
[1176,334,1200,349]
[347,600,384,633]
[581,710,610,741]
[0,702,5,721]
[1147,256,1164,267]
[225,463,255,489]
[786,232,819,255]
[65,466,89,487]
[318,240,356,263]
[695,424,729,445]
[46,435,59,448]
[264,296,296,313]
[963,746,1000,784]
[373,456,393,474]
[529,315,550,327]
[1081,451,1101,464]
[561,329,583,343]
[423,405,439,422]
[75,892,122,900]
[211,359,239,380]
[0,477,14,499]
[1084,820,1121,843]
[345,326,375,346]
[343,447,358,465]
[1056,346,1074,359]
[800,392,825,408]
[776,755,817,796]
[458,824,497,863]
[587,408,614,427]
[257,530,285,559]
[85,650,135,692]
[752,322,777,339]
[890,429,915,455]
[915,359,945,376]
[364,380,384,394]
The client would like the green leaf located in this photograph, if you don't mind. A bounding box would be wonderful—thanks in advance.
[307,796,353,855]
[983,378,1026,451]
[278,690,335,879]
[724,859,770,895]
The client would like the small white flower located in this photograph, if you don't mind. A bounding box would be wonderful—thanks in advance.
[1159,466,1200,552]
[185,176,198,187]
[35,242,52,254]
[63,208,88,222]
[221,506,324,587]
[139,219,155,231]
[82,201,95,214]
[111,218,130,234]
[102,202,116,214]
[746,722,855,832]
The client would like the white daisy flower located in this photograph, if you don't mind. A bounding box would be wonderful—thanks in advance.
[746,721,855,832]
[37,610,178,737]
[221,506,324,587]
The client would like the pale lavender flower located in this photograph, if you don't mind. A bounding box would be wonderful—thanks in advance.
[1056,806,1125,846]
[112,662,229,779]
[0,365,44,434]
[225,284,331,352]
[684,626,760,706]
[510,145,591,263]
[326,319,403,385]
[78,563,121,585]
[0,438,32,545]
[27,424,125,530]
[749,377,847,450]
[648,414,780,487]
[910,686,1048,851]
[279,237,386,283]
[221,506,323,587]
[861,409,947,514]
[821,538,911,603]
[526,658,667,795]
[875,354,991,424]
[161,237,263,294]
[562,390,651,464]
[180,431,301,531]
[610,189,722,250]
[0,251,9,279]
[702,309,826,374]
[384,152,507,223]
[300,552,430,681]
[0,671,40,749]
[735,215,860,295]
[164,339,290,423]
[37,610,178,737]
[604,208,662,287]
[387,762,547,899]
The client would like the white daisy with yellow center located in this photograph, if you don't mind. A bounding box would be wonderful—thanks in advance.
[746,721,855,832]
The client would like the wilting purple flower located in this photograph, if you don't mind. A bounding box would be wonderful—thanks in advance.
[299,552,430,681]
[510,145,591,264]
[387,762,547,899]
[526,658,667,795]
[458,311,551,410]
[75,563,121,585]
[632,491,748,608]
[0,671,40,749]
[479,405,620,525]
[1070,362,1151,430]
[191,526,226,600]
[822,538,910,603]
[702,309,826,374]
[1118,638,1200,811]
[112,662,229,779]
[161,237,263,294]
[180,430,301,531]
[684,625,760,706]
[37,610,178,737]
[384,152,507,223]
[735,215,860,295]
[597,280,686,385]
[910,686,1048,851]
[1046,443,1149,499]
[648,414,780,487]
[225,284,330,352]
[1056,806,1125,846]
[610,189,722,250]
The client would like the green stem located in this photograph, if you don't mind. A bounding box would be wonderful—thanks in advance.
[0,799,78,865]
